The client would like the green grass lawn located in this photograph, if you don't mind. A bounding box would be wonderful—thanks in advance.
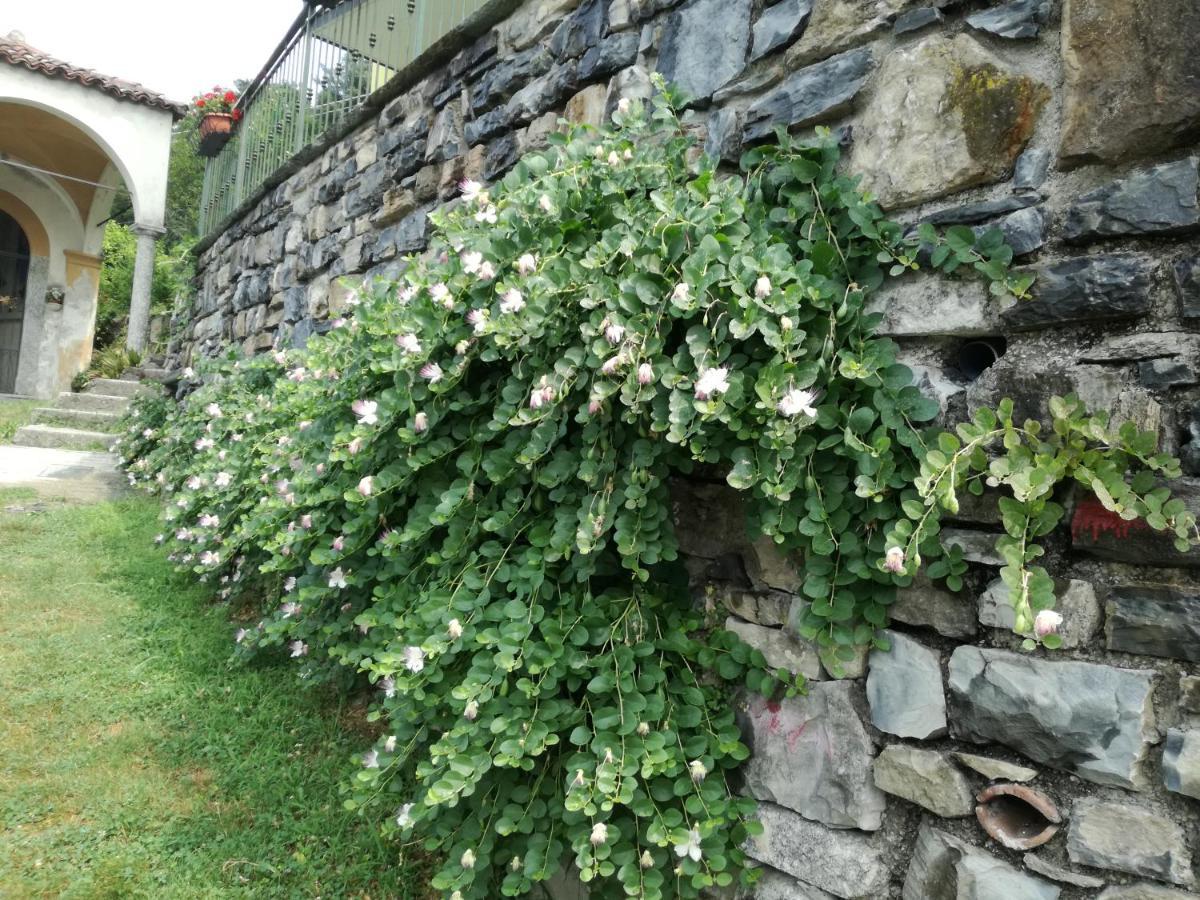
[0,399,39,443]
[0,491,430,899]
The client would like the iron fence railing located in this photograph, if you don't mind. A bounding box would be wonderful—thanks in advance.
[199,0,490,237]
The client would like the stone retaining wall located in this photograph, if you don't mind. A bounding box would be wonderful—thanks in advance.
[177,0,1200,895]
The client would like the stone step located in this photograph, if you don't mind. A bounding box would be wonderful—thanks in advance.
[86,378,147,398]
[57,391,132,414]
[11,424,117,451]
[30,406,124,432]
[129,365,169,382]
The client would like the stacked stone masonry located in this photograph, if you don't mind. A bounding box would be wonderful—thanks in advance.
[179,0,1200,895]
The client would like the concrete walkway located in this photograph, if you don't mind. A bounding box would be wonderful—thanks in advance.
[0,444,127,502]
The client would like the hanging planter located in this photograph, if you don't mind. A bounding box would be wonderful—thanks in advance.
[193,87,242,158]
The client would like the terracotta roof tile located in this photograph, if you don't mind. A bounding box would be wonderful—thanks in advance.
[0,31,187,117]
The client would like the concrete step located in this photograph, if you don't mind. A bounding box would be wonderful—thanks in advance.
[31,406,124,432]
[57,391,131,414]
[12,424,117,451]
[129,365,169,382]
[86,378,148,398]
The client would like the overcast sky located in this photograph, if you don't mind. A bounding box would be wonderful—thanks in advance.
[5,0,304,104]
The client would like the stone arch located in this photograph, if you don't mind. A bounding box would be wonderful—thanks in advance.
[0,189,49,256]
[0,67,173,230]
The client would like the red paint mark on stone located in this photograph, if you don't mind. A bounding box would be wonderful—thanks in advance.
[1072,496,1149,544]
[766,700,781,713]
[785,721,808,752]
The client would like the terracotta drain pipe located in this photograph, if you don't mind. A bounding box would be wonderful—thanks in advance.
[975,783,1062,850]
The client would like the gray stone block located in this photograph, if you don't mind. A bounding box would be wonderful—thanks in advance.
[1021,854,1105,889]
[1073,478,1200,568]
[923,194,1039,225]
[1098,886,1199,900]
[739,685,886,831]
[577,32,639,82]
[867,630,947,739]
[550,0,605,59]
[1106,585,1200,663]
[1064,157,1200,242]
[966,0,1049,39]
[1059,0,1200,167]
[657,0,752,103]
[1001,255,1154,331]
[953,752,1037,783]
[947,647,1157,789]
[873,745,974,817]
[1162,728,1200,799]
[977,578,1102,648]
[725,616,821,679]
[892,578,974,643]
[1171,256,1200,319]
[1013,147,1051,192]
[894,7,943,35]
[903,824,1061,900]
[743,47,873,142]
[973,206,1045,257]
[746,801,890,898]
[751,867,836,899]
[1067,798,1194,886]
[867,274,997,337]
[751,0,812,61]
[1137,357,1198,389]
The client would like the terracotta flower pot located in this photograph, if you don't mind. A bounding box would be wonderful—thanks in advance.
[197,113,235,158]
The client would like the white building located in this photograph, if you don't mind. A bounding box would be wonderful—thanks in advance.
[0,31,182,397]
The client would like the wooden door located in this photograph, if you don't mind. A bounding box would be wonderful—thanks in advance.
[0,210,30,394]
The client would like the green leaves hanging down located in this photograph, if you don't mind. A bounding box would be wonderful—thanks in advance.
[111,77,1200,900]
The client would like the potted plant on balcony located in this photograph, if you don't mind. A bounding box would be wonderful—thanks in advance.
[195,87,242,158]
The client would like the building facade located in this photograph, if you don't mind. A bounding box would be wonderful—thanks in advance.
[0,31,181,398]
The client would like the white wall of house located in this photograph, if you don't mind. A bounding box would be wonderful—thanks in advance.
[0,63,175,397]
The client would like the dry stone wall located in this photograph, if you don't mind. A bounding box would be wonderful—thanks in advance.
[178,0,1200,896]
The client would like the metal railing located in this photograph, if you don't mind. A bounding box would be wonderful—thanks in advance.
[199,0,490,237]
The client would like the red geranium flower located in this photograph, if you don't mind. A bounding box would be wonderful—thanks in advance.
[197,99,206,108]
[224,90,236,103]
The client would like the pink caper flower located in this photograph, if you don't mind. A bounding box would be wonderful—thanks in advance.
[352,399,379,426]
[413,412,428,433]
[637,363,654,385]
[883,546,906,573]
[1034,609,1063,638]
[419,362,443,383]
[694,367,730,400]
[357,476,374,496]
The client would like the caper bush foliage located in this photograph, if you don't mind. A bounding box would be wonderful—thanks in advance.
[118,87,1197,898]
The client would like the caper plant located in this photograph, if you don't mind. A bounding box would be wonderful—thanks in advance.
[117,83,1196,898]
[887,395,1198,647]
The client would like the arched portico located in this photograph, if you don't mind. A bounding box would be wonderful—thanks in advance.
[0,31,182,395]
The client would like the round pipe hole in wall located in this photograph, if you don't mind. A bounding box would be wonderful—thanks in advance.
[956,337,1007,382]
